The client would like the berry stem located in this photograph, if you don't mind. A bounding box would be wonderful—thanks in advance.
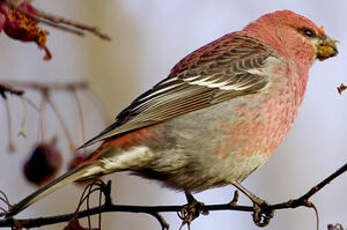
[46,96,75,152]
[71,89,86,149]
[38,94,47,143]
[3,99,15,152]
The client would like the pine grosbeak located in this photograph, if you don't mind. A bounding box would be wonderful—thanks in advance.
[7,10,338,218]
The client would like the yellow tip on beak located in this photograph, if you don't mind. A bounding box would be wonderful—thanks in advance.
[316,32,338,61]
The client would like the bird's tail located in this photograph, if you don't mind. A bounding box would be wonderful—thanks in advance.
[6,162,104,218]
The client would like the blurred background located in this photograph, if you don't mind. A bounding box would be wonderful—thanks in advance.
[0,0,346,229]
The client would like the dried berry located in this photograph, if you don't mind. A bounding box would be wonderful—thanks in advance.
[23,142,62,186]
[63,217,99,230]
[337,83,347,95]
[0,2,51,60]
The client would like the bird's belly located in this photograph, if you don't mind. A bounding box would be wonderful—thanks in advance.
[140,92,297,191]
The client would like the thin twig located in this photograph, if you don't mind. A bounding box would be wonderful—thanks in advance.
[0,83,24,100]
[327,224,344,230]
[268,162,347,210]
[0,202,249,228]
[71,89,86,146]
[18,98,28,138]
[46,95,75,152]
[307,201,320,230]
[0,163,346,229]
[0,191,10,210]
[24,14,85,36]
[37,93,47,142]
[3,100,16,152]
[22,96,39,112]
[0,80,88,150]
[31,7,111,41]
[1,81,88,92]
[150,212,170,230]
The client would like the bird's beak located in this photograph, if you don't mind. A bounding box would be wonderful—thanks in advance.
[316,28,338,61]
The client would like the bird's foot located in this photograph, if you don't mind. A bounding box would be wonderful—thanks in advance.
[178,192,208,230]
[251,197,274,227]
[231,182,274,227]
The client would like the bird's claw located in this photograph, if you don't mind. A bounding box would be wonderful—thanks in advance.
[178,199,208,230]
[179,199,207,220]
[252,199,274,227]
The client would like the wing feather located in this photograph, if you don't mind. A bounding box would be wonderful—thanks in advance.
[80,34,277,148]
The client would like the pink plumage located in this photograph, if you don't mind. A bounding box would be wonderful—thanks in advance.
[7,10,338,218]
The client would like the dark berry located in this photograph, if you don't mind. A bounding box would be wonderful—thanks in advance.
[23,143,62,186]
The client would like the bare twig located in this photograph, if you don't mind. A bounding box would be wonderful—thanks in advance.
[268,162,347,210]
[0,162,346,229]
[46,95,75,152]
[71,89,86,145]
[37,92,47,142]
[229,190,239,206]
[32,7,111,41]
[0,83,24,100]
[3,100,16,152]
[328,224,344,230]
[0,81,88,92]
[18,98,28,138]
[150,212,170,230]
[23,14,85,37]
[308,201,319,230]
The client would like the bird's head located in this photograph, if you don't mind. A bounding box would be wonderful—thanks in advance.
[244,10,338,64]
[299,25,338,61]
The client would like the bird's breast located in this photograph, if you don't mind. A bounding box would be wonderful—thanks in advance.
[216,90,298,159]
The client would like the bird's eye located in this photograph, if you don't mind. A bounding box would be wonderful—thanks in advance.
[303,28,315,37]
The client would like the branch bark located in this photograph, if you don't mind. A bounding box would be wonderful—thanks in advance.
[0,162,346,229]
[0,83,24,99]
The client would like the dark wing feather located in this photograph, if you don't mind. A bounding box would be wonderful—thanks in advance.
[80,34,275,148]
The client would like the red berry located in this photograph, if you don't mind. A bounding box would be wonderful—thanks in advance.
[23,143,62,186]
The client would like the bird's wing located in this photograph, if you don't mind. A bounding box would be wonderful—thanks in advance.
[81,34,277,148]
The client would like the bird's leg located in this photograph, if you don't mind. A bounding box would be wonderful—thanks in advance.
[232,182,265,205]
[232,182,274,227]
[184,192,196,204]
[186,192,209,215]
[178,192,208,229]
[183,191,209,216]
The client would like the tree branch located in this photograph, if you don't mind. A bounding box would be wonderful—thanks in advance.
[0,83,24,99]
[268,162,347,210]
[0,201,252,228]
[0,80,88,92]
[0,162,346,229]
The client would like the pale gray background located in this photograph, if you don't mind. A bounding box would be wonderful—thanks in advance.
[0,0,346,229]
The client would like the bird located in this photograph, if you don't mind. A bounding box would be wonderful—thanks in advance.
[6,10,338,218]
